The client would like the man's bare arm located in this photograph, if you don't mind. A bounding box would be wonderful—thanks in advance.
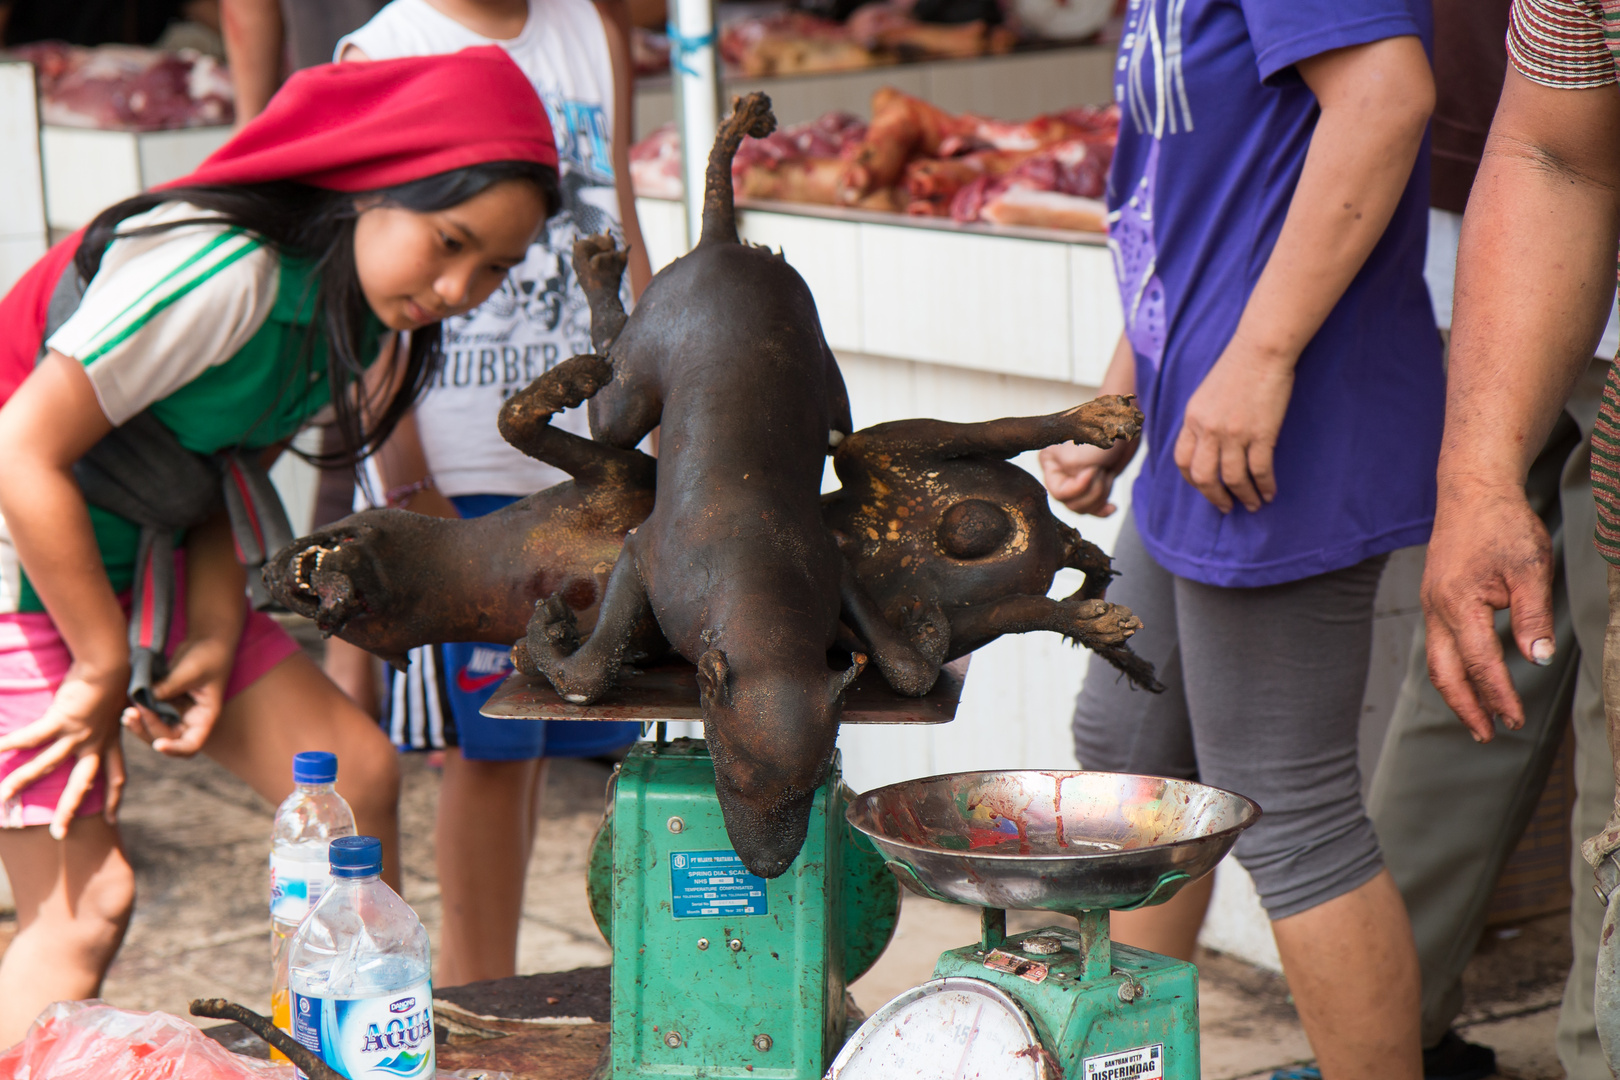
[221,0,285,125]
[1424,68,1620,738]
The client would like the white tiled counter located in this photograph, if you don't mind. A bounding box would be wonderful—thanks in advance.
[41,124,232,234]
[636,195,1122,385]
[0,62,47,292]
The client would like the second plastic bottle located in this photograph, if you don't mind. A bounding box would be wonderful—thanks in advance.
[289,835,435,1079]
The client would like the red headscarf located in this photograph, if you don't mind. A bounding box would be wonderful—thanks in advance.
[0,45,556,400]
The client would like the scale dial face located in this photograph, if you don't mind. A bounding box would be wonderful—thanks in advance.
[827,977,1048,1079]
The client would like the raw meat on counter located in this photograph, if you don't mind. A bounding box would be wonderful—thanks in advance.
[629,121,684,200]
[628,90,1116,233]
[8,41,234,130]
[638,4,1015,78]
[733,110,870,203]
[632,112,877,207]
[720,11,879,76]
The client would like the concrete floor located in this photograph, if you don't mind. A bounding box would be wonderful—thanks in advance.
[0,731,1574,1076]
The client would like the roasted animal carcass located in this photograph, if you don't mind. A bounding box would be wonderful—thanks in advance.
[825,412,1161,691]
[265,396,1155,688]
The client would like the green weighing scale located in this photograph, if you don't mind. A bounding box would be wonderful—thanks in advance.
[483,661,1259,1080]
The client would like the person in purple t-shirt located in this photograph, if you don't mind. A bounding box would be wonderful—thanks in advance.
[1041,0,1442,1075]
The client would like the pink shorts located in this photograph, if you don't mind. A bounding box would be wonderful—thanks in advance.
[0,574,301,828]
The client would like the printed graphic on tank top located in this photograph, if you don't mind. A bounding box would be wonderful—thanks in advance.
[434,86,616,418]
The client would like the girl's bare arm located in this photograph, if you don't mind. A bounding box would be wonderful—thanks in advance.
[0,353,128,830]
[0,354,124,680]
[597,0,654,299]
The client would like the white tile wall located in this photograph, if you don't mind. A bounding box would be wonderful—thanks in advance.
[1069,243,1122,384]
[0,62,46,294]
[42,124,231,231]
[739,211,863,351]
[0,65,45,234]
[0,235,47,292]
[42,127,143,231]
[859,223,1073,380]
[636,198,1121,383]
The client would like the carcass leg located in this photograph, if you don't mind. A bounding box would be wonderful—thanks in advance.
[836,397,1142,468]
[573,235,629,353]
[512,540,650,704]
[497,353,655,490]
[838,558,948,696]
[945,594,1162,692]
[1057,522,1117,601]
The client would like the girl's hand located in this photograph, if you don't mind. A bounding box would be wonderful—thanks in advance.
[122,635,235,757]
[1173,339,1296,513]
[1040,439,1137,517]
[0,662,129,838]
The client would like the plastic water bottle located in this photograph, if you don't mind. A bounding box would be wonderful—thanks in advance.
[289,836,435,1080]
[271,752,356,1058]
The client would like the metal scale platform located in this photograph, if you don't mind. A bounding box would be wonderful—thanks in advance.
[483,663,1259,1080]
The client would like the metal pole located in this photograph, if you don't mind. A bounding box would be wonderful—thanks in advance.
[668,0,722,250]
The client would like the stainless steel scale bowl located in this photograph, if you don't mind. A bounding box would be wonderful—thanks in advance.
[847,769,1261,913]
[834,771,1262,1080]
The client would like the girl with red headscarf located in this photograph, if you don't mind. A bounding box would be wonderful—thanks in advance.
[0,46,558,1044]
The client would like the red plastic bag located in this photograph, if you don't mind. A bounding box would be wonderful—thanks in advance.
[0,1001,293,1080]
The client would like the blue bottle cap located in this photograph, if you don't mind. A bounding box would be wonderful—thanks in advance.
[292,751,338,785]
[330,836,383,878]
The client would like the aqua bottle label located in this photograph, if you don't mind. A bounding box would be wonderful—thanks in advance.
[270,852,329,923]
[292,980,435,1079]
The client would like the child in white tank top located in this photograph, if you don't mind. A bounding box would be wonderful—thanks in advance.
[338,0,651,987]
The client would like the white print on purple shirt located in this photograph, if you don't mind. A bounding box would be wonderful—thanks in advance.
[1108,0,1192,366]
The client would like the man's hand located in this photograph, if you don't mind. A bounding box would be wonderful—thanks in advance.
[1040,439,1136,517]
[1173,337,1295,513]
[1421,475,1557,741]
[1422,70,1620,742]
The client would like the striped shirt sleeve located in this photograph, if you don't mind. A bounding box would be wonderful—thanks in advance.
[46,201,279,426]
[1508,0,1619,89]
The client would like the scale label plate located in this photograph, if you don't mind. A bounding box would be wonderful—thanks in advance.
[1083,1043,1164,1080]
[668,850,768,919]
[983,949,1049,983]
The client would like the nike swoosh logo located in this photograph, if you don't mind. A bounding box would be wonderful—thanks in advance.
[455,668,511,693]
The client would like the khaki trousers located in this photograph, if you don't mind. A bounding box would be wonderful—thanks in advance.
[1367,359,1610,1076]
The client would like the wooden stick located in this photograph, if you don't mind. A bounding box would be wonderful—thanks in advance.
[189,998,344,1080]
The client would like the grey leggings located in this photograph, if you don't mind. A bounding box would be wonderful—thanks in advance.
[1074,514,1388,920]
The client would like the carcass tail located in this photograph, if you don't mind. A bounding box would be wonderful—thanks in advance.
[700,92,776,246]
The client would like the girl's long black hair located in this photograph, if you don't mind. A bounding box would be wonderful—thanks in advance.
[76,162,560,464]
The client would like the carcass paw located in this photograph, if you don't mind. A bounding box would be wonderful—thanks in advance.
[1061,395,1143,449]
